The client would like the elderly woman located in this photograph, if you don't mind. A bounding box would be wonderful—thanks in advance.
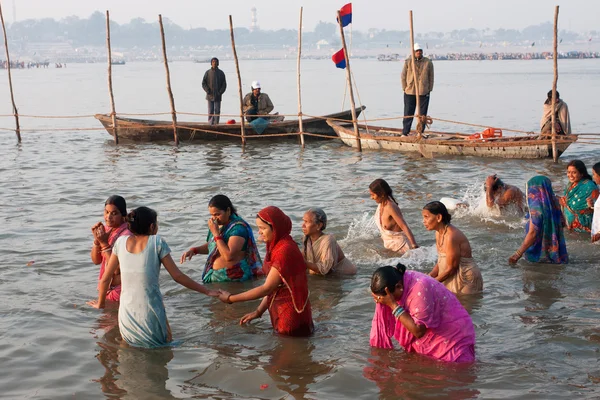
[509,176,568,264]
[369,178,418,255]
[218,206,313,337]
[589,163,600,244]
[370,263,476,362]
[301,208,357,276]
[422,201,483,295]
[90,195,132,302]
[180,195,261,283]
[558,160,599,233]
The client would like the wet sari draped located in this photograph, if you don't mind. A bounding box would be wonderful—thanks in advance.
[202,214,262,283]
[562,178,598,233]
[99,222,131,301]
[370,271,475,362]
[525,176,568,264]
[258,206,313,337]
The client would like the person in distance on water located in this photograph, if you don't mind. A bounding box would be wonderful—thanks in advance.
[243,81,274,122]
[540,90,571,135]
[202,57,227,125]
[401,43,434,136]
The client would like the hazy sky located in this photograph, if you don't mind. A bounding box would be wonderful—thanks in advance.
[5,0,598,32]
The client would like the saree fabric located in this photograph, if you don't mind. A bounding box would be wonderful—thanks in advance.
[593,196,600,244]
[258,206,313,337]
[370,271,475,362]
[563,178,599,233]
[304,234,357,275]
[99,222,131,301]
[374,204,410,254]
[525,176,568,263]
[436,252,483,295]
[202,214,262,283]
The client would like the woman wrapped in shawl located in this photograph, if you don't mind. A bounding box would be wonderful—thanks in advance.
[370,263,476,363]
[509,176,568,264]
[90,195,132,302]
[180,195,261,283]
[558,160,599,233]
[218,206,314,337]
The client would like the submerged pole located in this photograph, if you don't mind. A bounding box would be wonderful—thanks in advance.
[105,10,118,144]
[409,10,422,137]
[297,7,305,147]
[0,1,21,143]
[229,15,246,146]
[336,10,361,152]
[551,6,559,162]
[158,14,179,145]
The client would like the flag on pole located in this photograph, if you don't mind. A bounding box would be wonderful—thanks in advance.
[338,3,352,27]
[332,48,346,69]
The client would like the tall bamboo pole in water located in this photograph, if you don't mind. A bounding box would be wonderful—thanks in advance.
[408,11,422,137]
[158,15,179,145]
[336,10,361,152]
[297,7,305,147]
[229,15,246,146]
[105,11,119,144]
[551,6,559,162]
[0,1,21,143]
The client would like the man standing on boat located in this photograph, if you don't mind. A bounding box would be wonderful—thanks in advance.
[202,57,227,125]
[243,81,274,122]
[540,90,571,135]
[401,43,434,136]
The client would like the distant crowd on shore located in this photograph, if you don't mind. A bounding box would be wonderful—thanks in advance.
[1,60,52,69]
[378,50,600,62]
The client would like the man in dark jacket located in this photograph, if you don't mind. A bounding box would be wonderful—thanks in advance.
[202,57,227,125]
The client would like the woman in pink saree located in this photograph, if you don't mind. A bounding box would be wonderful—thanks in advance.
[370,263,475,363]
[90,195,132,302]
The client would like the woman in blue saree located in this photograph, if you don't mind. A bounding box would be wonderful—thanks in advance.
[559,160,599,233]
[180,195,262,282]
[509,176,568,264]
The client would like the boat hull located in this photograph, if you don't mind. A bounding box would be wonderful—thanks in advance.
[95,107,365,142]
[327,120,577,159]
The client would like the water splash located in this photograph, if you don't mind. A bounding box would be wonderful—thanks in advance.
[341,212,379,242]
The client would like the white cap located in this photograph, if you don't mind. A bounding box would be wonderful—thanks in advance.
[413,43,422,51]
[251,80,261,89]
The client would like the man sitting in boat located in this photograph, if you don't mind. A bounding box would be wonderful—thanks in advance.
[243,81,274,122]
[485,174,525,214]
[540,90,571,135]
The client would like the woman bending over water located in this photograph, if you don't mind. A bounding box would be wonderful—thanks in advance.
[369,179,418,255]
[218,206,314,337]
[180,195,262,282]
[90,195,131,302]
[422,201,483,295]
[88,207,218,348]
[302,208,356,275]
[370,263,476,362]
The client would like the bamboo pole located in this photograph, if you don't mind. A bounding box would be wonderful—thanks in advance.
[0,2,20,143]
[229,15,246,146]
[158,14,178,145]
[297,7,305,147]
[336,10,361,152]
[551,6,559,162]
[409,10,422,138]
[105,11,118,144]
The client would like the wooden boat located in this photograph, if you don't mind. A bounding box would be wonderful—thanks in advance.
[95,106,365,142]
[326,120,578,159]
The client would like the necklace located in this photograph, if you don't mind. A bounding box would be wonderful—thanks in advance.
[438,225,449,248]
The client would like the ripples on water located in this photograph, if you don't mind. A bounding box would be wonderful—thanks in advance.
[1,60,600,399]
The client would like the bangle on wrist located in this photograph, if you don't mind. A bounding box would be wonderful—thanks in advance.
[514,249,523,258]
[392,305,405,318]
[214,235,223,242]
[227,294,233,304]
[192,247,199,255]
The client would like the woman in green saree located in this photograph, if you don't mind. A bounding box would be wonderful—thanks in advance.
[558,160,599,233]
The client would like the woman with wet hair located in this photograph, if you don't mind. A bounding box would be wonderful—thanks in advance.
[370,263,476,362]
[369,178,418,255]
[422,201,483,295]
[301,208,356,275]
[180,194,262,282]
[88,206,218,348]
[558,160,599,233]
[90,195,131,302]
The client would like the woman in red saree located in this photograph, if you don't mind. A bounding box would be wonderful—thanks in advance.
[90,195,132,302]
[218,206,313,337]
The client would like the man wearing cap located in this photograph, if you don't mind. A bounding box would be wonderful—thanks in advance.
[401,43,434,135]
[202,57,227,125]
[243,81,274,122]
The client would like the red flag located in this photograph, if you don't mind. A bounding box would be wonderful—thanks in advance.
[332,49,346,69]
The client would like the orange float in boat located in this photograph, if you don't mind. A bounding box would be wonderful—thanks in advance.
[468,128,502,140]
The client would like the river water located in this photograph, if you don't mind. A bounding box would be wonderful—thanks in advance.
[1,59,600,399]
